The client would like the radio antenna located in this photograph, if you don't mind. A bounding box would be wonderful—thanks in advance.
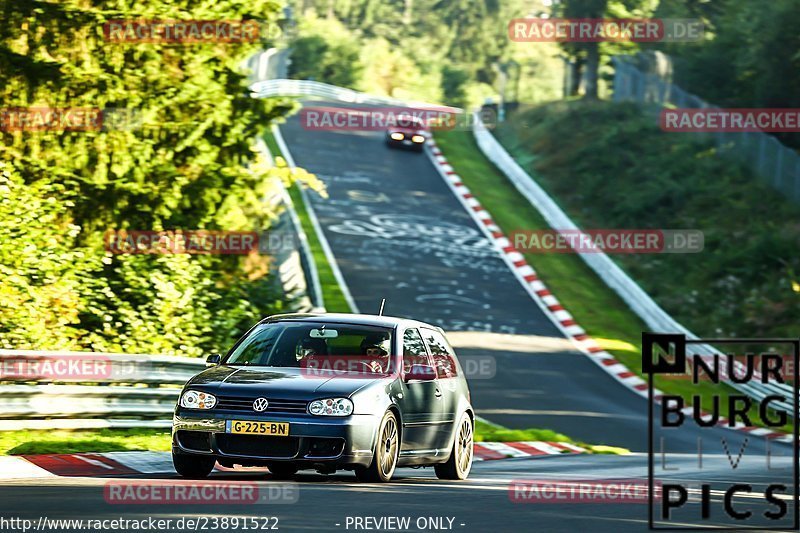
[378,298,386,316]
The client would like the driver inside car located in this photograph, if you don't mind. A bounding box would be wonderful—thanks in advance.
[359,335,390,373]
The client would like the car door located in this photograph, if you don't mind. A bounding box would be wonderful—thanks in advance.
[396,327,444,456]
[419,327,459,451]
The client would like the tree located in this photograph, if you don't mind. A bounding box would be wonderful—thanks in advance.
[0,0,313,354]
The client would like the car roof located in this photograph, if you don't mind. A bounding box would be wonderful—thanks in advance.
[393,115,425,127]
[259,312,440,331]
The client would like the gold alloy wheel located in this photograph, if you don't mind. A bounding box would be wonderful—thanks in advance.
[456,416,473,476]
[378,416,399,478]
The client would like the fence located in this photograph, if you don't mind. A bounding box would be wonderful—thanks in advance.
[250,79,461,113]
[472,112,795,416]
[612,54,800,202]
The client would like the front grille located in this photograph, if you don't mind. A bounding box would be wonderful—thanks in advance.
[216,434,299,458]
[177,430,212,452]
[215,396,309,414]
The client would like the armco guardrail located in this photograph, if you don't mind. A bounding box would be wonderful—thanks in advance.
[250,78,461,113]
[471,114,795,414]
[0,350,204,431]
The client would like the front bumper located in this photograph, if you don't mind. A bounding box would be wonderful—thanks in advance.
[172,411,378,468]
[386,134,425,150]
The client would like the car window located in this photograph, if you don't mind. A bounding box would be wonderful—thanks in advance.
[420,328,458,379]
[225,324,283,365]
[402,328,430,373]
[225,322,393,373]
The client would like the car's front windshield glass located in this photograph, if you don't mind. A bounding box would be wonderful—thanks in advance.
[225,322,395,373]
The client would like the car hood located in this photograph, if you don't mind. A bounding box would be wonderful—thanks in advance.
[186,365,386,399]
[390,126,426,135]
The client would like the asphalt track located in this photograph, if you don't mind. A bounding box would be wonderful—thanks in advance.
[0,454,794,531]
[277,106,789,457]
[1,103,795,532]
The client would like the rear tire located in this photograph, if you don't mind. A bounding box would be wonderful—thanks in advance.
[435,412,473,480]
[355,411,400,482]
[267,462,298,479]
[172,452,215,479]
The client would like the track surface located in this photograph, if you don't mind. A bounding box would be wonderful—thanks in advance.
[1,104,794,532]
[0,454,794,531]
[278,109,787,456]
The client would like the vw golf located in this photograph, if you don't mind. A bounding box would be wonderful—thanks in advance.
[172,313,474,482]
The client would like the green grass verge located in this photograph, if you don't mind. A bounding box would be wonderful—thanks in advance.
[0,429,172,456]
[264,130,353,313]
[433,126,791,433]
[474,419,629,455]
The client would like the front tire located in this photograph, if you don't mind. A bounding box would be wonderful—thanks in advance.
[355,411,400,482]
[435,412,473,480]
[172,452,215,479]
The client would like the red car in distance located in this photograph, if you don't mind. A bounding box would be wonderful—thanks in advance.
[385,115,427,152]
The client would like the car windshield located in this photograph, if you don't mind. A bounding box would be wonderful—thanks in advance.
[224,322,395,373]
[395,116,425,129]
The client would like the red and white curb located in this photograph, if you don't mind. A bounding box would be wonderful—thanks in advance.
[425,139,792,445]
[473,441,584,461]
[0,444,582,479]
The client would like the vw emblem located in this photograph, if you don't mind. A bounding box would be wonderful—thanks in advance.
[252,398,269,412]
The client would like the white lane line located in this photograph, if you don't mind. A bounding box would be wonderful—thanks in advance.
[272,125,359,313]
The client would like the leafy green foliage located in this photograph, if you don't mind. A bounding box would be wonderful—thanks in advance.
[498,101,800,338]
[288,0,561,107]
[653,0,800,148]
[288,24,363,88]
[0,0,316,355]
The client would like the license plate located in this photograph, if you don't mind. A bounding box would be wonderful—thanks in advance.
[227,420,289,436]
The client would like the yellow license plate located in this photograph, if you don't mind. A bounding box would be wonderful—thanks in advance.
[228,420,289,436]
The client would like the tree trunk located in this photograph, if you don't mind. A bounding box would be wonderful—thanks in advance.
[569,57,584,97]
[584,42,599,99]
[403,0,413,24]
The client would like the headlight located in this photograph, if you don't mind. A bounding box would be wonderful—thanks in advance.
[308,398,353,417]
[180,390,217,409]
[411,135,425,143]
[390,132,404,141]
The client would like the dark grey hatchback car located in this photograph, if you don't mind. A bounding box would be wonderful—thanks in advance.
[172,313,474,482]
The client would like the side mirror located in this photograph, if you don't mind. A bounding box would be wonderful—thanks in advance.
[206,353,221,367]
[404,364,436,382]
